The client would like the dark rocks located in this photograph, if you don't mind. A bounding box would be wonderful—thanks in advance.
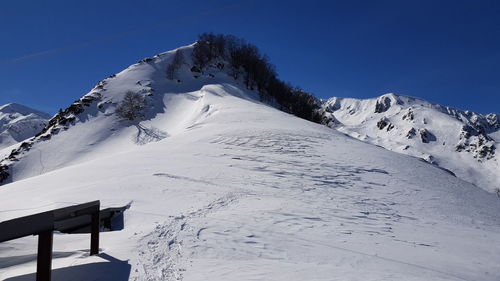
[190,66,201,73]
[5,140,33,162]
[377,118,389,130]
[457,124,496,159]
[0,92,104,178]
[419,129,435,143]
[321,114,338,127]
[376,117,394,131]
[0,164,9,183]
[138,57,154,63]
[19,142,32,150]
[375,96,392,113]
[36,94,99,138]
[93,80,108,90]
[455,143,465,152]
[39,134,51,140]
[81,96,95,104]
[457,133,496,160]
[486,113,499,130]
[478,143,495,159]
[402,108,414,121]
[406,128,416,139]
[459,125,476,139]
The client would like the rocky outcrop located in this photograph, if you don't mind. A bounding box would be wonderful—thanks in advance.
[375,96,392,113]
[0,81,106,184]
[485,113,499,130]
[402,108,414,121]
[419,129,435,143]
[319,93,499,193]
[406,128,416,139]
[456,125,495,160]
[0,164,8,183]
[377,118,389,130]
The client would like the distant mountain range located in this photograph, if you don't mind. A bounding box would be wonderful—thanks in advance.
[0,103,50,151]
[320,94,499,192]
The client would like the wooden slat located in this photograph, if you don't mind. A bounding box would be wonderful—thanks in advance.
[0,211,53,242]
[0,201,101,243]
[53,201,100,221]
[54,215,92,233]
[0,200,110,281]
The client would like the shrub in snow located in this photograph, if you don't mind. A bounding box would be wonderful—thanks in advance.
[0,164,9,183]
[115,91,146,121]
[166,49,185,80]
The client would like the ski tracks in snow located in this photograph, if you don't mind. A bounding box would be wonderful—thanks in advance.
[134,192,241,281]
[131,129,484,280]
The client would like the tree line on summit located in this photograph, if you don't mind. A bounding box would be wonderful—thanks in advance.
[169,33,323,124]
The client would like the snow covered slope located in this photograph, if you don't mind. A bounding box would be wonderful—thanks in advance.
[320,94,499,193]
[1,46,500,281]
[0,44,237,184]
[0,103,50,151]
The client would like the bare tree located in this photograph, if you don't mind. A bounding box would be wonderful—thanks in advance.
[115,91,146,121]
[166,49,185,80]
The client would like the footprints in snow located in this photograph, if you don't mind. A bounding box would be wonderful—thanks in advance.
[134,193,241,281]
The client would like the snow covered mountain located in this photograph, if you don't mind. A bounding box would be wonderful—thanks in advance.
[1,42,500,281]
[320,94,499,193]
[0,44,263,184]
[0,103,50,152]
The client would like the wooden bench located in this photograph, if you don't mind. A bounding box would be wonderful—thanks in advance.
[0,201,127,281]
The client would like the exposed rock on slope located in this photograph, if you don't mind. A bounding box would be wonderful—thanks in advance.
[320,93,499,192]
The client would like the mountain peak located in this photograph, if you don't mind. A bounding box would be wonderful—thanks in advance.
[320,94,499,192]
[0,103,50,151]
[0,103,51,119]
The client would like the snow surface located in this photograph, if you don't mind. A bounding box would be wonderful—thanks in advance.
[321,94,499,193]
[0,103,50,151]
[1,46,500,281]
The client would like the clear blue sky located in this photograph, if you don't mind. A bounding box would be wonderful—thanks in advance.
[0,0,499,114]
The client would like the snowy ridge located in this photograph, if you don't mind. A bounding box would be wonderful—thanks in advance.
[0,103,50,151]
[0,44,248,184]
[1,45,500,281]
[320,93,499,192]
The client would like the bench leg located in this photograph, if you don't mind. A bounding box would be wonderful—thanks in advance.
[37,231,53,281]
[90,212,99,255]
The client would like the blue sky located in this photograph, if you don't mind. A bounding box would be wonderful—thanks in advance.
[0,0,499,114]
